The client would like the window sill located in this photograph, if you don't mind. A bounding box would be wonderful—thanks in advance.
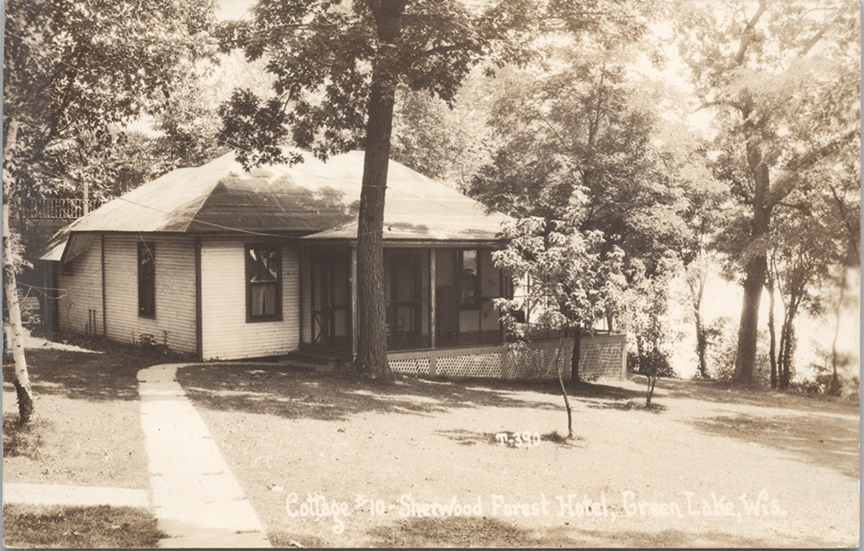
[246,316,283,324]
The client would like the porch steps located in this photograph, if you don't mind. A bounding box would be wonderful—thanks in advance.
[278,347,350,371]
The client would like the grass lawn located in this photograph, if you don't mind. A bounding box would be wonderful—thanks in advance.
[3,504,164,548]
[178,365,860,548]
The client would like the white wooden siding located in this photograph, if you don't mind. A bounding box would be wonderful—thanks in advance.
[103,235,197,353]
[200,237,299,360]
[57,237,104,335]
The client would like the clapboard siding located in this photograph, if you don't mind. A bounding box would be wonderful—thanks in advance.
[200,237,299,360]
[103,235,197,353]
[57,237,104,335]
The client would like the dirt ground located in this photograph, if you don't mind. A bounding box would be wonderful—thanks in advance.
[177,366,860,548]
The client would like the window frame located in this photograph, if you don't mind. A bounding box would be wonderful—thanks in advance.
[245,242,283,323]
[137,241,156,318]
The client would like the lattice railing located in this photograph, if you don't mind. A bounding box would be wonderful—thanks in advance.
[436,352,502,378]
[388,357,430,376]
[387,334,626,381]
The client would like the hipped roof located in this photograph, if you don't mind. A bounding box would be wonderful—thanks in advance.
[41,149,510,261]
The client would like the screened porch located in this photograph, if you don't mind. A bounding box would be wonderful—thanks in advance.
[298,245,510,356]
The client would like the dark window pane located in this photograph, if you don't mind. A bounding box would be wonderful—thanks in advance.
[246,244,281,321]
[461,249,478,309]
[138,242,155,317]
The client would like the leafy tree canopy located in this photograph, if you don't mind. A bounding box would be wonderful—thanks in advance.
[4,0,218,204]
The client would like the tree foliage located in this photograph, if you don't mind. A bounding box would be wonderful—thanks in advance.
[493,192,624,434]
[675,0,861,383]
[4,0,218,206]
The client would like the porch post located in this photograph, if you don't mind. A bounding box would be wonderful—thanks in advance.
[429,249,436,349]
[351,246,358,356]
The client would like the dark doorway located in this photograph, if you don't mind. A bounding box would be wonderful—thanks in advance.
[310,247,352,351]
[385,249,429,350]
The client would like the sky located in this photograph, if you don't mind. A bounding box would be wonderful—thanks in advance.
[216,0,257,20]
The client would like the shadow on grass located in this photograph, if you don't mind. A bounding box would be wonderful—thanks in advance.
[585,399,667,414]
[2,333,195,402]
[632,374,859,414]
[364,516,829,548]
[2,413,50,459]
[434,429,500,446]
[433,428,585,449]
[688,412,860,480]
[2,504,164,548]
[176,364,646,423]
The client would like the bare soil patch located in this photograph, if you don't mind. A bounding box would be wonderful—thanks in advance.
[178,365,860,548]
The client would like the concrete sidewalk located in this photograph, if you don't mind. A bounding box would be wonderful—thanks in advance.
[138,364,271,548]
[3,483,148,508]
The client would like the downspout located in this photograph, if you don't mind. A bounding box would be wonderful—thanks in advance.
[195,237,203,360]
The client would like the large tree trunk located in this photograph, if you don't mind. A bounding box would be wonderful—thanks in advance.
[2,120,34,423]
[353,1,403,380]
[733,120,771,384]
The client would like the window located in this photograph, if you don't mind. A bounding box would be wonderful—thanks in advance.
[460,249,479,309]
[246,243,282,322]
[138,242,155,317]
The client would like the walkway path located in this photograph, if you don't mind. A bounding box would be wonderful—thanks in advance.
[138,364,271,548]
[3,483,147,508]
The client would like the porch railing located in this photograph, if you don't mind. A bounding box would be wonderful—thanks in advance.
[20,198,107,220]
[387,333,627,381]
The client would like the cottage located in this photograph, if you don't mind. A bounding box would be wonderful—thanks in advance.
[40,150,626,379]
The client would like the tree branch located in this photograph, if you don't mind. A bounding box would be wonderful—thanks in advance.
[768,128,859,206]
[733,0,767,67]
[695,98,745,113]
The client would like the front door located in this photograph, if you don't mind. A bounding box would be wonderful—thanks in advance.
[311,249,351,351]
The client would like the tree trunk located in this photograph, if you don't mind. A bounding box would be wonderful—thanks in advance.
[645,347,657,407]
[2,120,34,423]
[570,323,581,382]
[767,271,777,389]
[555,332,573,439]
[733,124,771,384]
[635,336,645,374]
[778,310,796,390]
[353,2,403,380]
[694,278,707,378]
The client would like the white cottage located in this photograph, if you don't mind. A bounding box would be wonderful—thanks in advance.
[40,150,626,379]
